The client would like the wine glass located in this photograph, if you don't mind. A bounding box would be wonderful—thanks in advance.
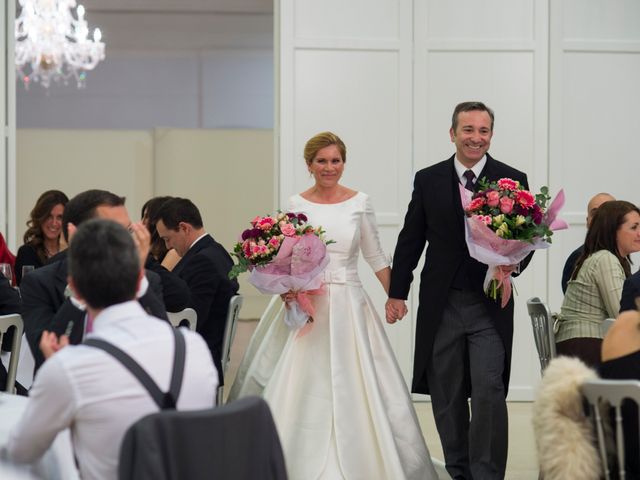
[22,265,35,279]
[0,263,13,285]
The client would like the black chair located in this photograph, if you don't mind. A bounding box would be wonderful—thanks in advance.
[118,396,287,480]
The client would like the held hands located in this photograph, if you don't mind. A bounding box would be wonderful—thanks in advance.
[280,290,297,310]
[39,331,69,360]
[385,298,408,324]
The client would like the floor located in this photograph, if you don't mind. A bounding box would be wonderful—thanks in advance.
[226,320,539,480]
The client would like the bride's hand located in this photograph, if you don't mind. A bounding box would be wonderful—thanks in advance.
[280,291,297,309]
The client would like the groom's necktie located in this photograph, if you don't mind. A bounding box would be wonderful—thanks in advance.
[463,169,475,191]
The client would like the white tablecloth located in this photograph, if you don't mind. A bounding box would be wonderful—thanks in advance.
[0,393,79,479]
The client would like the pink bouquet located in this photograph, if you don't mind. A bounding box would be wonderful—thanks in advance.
[460,177,567,307]
[229,212,333,330]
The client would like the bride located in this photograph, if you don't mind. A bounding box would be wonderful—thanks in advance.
[229,132,437,480]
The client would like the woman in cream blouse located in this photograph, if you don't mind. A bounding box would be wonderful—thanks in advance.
[556,200,640,367]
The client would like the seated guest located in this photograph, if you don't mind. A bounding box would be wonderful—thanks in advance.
[143,196,182,271]
[556,201,640,367]
[20,189,168,373]
[0,275,22,393]
[139,196,189,312]
[561,192,615,293]
[156,198,239,384]
[15,190,69,286]
[600,309,640,477]
[620,269,640,312]
[3,219,217,479]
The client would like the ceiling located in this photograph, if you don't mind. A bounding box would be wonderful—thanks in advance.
[82,0,273,14]
[75,0,274,51]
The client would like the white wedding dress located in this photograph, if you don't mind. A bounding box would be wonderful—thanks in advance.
[228,192,437,480]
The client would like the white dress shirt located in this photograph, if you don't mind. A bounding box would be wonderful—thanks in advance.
[5,301,217,480]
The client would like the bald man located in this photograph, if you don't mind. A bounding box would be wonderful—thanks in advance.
[561,192,616,293]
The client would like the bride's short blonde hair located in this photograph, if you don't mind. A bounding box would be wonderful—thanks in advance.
[304,132,346,165]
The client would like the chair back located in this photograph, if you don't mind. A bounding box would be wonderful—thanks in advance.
[217,294,243,404]
[0,314,24,393]
[601,318,616,337]
[167,308,197,332]
[119,396,287,480]
[582,379,640,480]
[527,296,556,373]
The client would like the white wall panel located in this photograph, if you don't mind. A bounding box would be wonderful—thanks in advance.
[426,0,534,41]
[294,0,399,40]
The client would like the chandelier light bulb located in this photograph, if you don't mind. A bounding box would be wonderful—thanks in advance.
[15,0,106,89]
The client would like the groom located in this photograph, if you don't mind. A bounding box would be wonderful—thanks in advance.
[386,101,530,479]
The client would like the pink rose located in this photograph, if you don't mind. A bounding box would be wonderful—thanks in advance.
[515,189,535,208]
[499,196,515,214]
[268,236,281,248]
[497,178,519,191]
[281,223,296,237]
[250,215,262,226]
[242,240,251,257]
[257,217,275,230]
[466,197,486,212]
[472,215,492,226]
[486,190,500,208]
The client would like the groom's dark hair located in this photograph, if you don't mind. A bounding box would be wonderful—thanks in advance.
[451,101,495,131]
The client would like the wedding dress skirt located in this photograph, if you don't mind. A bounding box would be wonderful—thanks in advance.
[228,193,436,480]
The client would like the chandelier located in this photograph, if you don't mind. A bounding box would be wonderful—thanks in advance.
[15,0,105,89]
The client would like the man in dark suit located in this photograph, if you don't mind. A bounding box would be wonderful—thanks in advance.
[386,102,530,479]
[21,189,168,372]
[561,192,615,293]
[0,275,22,392]
[621,270,640,312]
[155,198,239,384]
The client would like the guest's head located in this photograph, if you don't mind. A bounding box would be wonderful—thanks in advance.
[574,200,640,279]
[68,219,140,311]
[23,190,69,260]
[141,196,173,261]
[62,189,127,242]
[449,101,494,168]
[155,198,204,257]
[586,192,615,227]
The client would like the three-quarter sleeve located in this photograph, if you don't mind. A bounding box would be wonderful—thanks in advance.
[360,195,390,273]
[595,252,626,319]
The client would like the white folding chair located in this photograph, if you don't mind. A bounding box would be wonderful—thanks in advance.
[167,308,197,332]
[217,294,243,405]
[582,378,640,480]
[601,318,616,337]
[527,297,557,374]
[0,314,24,393]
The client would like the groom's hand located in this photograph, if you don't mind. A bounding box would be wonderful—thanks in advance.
[385,298,407,324]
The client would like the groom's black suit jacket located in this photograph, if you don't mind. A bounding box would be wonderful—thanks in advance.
[172,234,238,384]
[21,251,168,372]
[389,154,530,395]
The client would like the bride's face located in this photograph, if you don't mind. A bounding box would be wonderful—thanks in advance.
[308,144,344,187]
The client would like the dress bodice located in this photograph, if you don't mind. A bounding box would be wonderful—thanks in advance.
[288,192,389,284]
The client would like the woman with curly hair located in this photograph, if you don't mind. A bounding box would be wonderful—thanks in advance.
[15,190,69,285]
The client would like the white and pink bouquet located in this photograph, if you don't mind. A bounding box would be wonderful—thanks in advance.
[460,177,567,307]
[229,212,333,331]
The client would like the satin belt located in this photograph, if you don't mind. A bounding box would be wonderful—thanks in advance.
[322,267,361,286]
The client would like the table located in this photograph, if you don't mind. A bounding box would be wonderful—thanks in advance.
[0,393,79,479]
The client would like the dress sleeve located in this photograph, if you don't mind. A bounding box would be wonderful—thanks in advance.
[594,252,626,318]
[360,195,390,273]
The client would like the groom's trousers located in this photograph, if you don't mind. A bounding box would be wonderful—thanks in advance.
[426,288,508,480]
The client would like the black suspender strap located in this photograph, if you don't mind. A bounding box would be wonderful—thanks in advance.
[84,326,186,410]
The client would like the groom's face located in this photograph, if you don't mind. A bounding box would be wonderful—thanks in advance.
[449,110,493,168]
